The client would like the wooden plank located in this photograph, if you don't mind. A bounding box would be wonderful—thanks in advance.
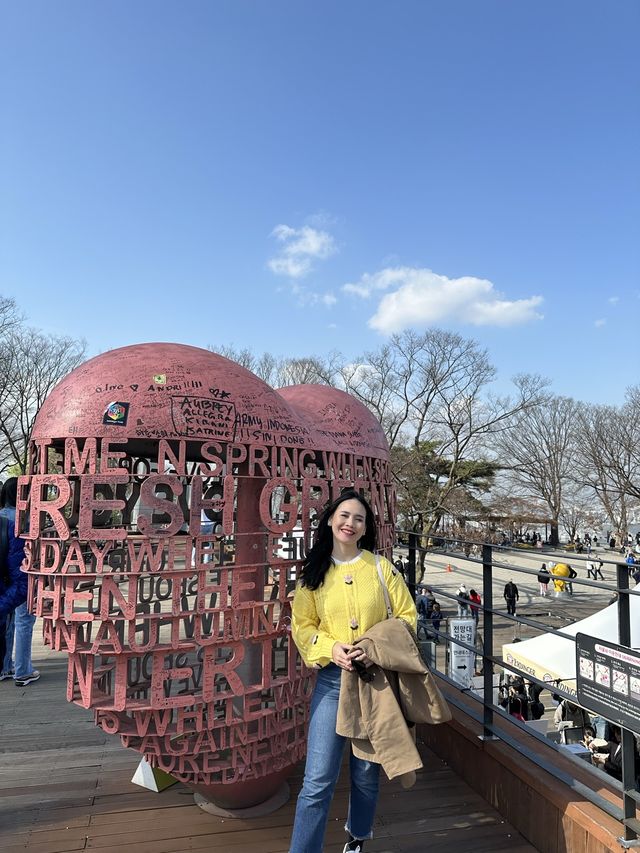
[0,637,538,853]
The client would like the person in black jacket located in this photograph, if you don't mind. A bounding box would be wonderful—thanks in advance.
[503,580,519,615]
[589,726,638,781]
[537,563,550,596]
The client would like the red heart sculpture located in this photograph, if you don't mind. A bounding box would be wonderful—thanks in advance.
[17,343,394,810]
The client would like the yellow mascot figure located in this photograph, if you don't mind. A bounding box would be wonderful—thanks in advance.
[551,562,570,592]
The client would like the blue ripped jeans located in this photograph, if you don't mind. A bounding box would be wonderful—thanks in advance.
[289,663,380,853]
[3,603,36,679]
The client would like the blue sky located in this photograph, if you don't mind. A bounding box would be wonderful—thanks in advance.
[1,1,638,404]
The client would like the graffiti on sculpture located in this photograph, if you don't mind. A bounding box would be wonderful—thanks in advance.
[17,344,394,807]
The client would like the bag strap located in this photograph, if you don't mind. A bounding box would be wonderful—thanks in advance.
[375,553,394,619]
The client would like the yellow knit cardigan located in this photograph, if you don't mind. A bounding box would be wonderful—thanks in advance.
[291,550,417,668]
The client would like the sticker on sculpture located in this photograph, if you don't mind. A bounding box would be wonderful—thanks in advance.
[103,401,130,426]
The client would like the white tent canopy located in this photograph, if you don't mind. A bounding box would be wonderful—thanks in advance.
[502,585,640,697]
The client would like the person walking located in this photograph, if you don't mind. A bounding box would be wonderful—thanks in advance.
[0,478,32,686]
[416,587,435,623]
[0,479,38,687]
[469,589,481,624]
[429,602,442,642]
[289,490,416,853]
[503,579,519,615]
[537,563,550,596]
[587,554,604,581]
[626,551,636,578]
[456,583,471,618]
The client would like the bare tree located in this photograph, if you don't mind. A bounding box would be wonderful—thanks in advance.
[208,344,282,386]
[574,397,640,543]
[487,488,551,540]
[615,388,640,501]
[209,332,545,546]
[208,343,341,389]
[0,296,22,337]
[558,482,605,544]
[339,330,544,453]
[276,355,338,387]
[342,332,545,541]
[494,394,578,546]
[0,327,86,473]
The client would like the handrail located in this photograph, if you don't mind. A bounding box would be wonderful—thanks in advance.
[400,531,639,843]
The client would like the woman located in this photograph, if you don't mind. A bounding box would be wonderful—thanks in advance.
[537,563,550,596]
[469,589,481,624]
[508,696,526,722]
[290,490,416,853]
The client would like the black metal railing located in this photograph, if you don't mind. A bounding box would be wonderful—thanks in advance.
[394,531,640,845]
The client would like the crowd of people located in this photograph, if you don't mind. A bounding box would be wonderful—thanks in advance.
[498,679,639,782]
[552,697,639,782]
[498,675,545,722]
[408,540,640,792]
[415,586,443,641]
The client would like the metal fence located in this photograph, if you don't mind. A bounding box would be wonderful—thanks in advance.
[396,531,640,848]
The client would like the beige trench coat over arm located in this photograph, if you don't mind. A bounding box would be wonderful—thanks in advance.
[336,617,452,781]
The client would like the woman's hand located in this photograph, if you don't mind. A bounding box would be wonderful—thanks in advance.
[332,642,356,670]
[346,646,373,668]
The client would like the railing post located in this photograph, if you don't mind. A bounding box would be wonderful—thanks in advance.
[407,532,418,598]
[481,543,497,740]
[616,562,637,844]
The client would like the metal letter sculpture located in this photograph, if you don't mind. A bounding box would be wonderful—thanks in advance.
[18,343,394,809]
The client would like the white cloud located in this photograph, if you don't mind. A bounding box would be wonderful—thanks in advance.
[285,283,337,309]
[594,318,606,328]
[342,266,543,333]
[343,267,410,297]
[268,255,312,278]
[268,224,337,279]
[608,296,619,305]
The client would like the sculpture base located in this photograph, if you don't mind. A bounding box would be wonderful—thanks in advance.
[194,783,290,818]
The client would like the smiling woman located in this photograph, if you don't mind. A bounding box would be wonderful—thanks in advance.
[289,490,417,853]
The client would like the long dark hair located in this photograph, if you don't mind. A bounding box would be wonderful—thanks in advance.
[1,477,17,509]
[299,489,377,590]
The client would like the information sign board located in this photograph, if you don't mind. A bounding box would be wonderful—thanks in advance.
[448,618,476,689]
[575,632,640,736]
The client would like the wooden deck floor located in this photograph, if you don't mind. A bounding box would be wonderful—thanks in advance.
[0,642,538,853]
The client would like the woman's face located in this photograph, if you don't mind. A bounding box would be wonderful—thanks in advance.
[328,498,367,547]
